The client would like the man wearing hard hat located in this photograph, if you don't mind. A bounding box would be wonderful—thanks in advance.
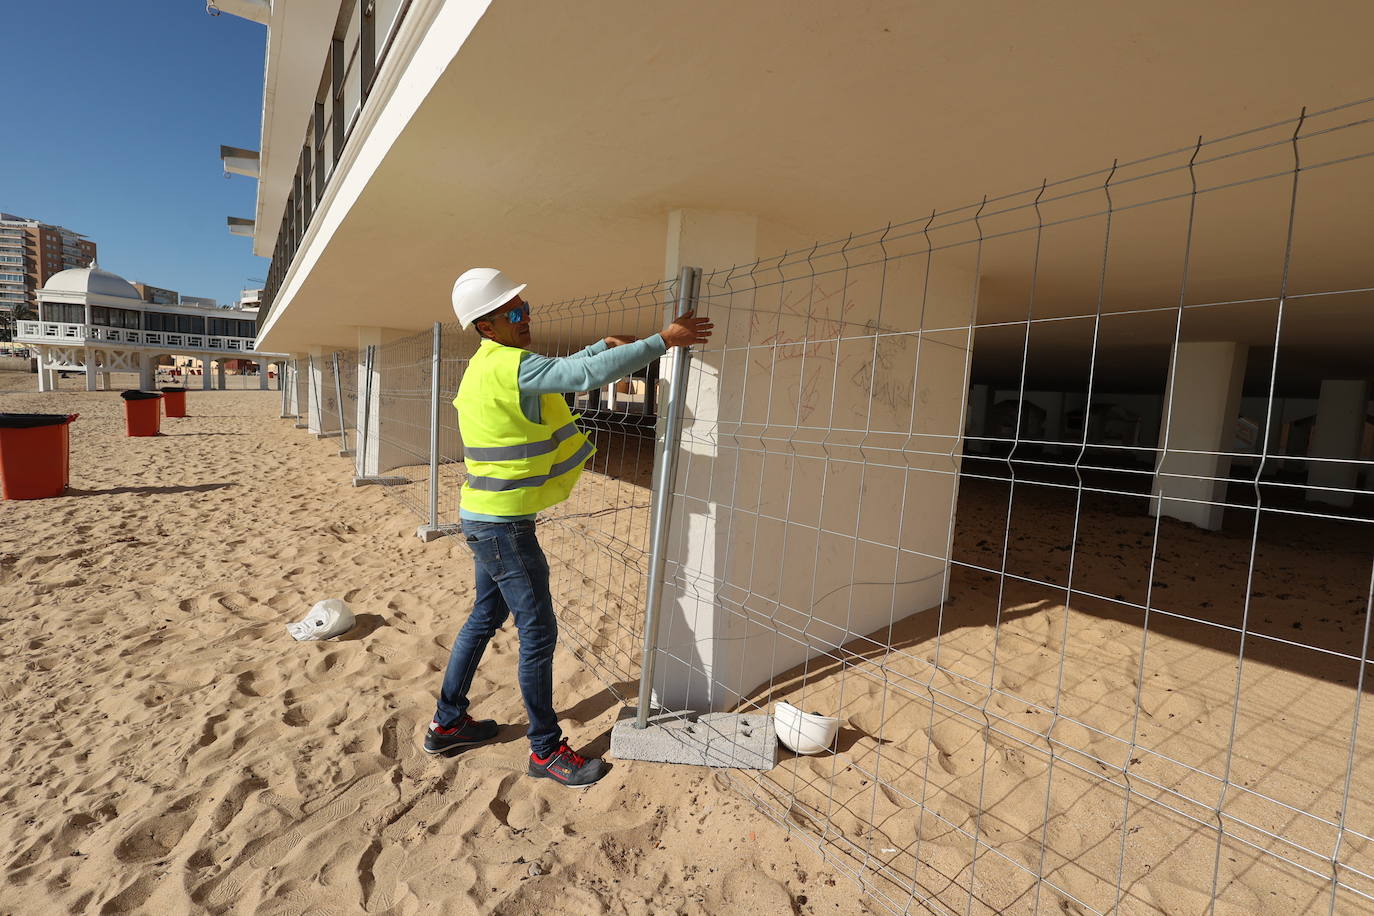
[425,268,712,787]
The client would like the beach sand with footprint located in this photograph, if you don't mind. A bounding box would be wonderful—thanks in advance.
[0,372,868,915]
[3,368,1371,914]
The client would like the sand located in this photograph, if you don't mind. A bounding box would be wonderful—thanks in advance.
[0,371,872,916]
[537,431,1374,913]
[3,367,1370,915]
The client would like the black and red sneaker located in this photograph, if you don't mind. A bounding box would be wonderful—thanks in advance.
[423,715,499,755]
[528,740,607,787]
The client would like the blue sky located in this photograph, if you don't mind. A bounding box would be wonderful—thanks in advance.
[2,1,266,306]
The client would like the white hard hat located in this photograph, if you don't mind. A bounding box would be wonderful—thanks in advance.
[451,268,527,329]
[286,598,356,641]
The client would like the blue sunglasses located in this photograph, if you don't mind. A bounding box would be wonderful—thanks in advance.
[496,303,530,324]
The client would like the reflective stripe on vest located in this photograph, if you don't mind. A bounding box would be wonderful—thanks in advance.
[455,340,595,516]
[461,419,580,462]
[464,439,595,491]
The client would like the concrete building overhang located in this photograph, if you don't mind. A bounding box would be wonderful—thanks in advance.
[254,1,1374,377]
[209,0,270,26]
[220,145,261,178]
[252,0,340,258]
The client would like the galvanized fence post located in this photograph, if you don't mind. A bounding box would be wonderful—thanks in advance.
[356,345,374,478]
[307,355,318,433]
[292,359,308,428]
[636,265,701,728]
[415,322,445,540]
[332,351,351,457]
[279,360,289,417]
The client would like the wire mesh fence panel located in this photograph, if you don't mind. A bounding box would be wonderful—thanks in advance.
[219,366,271,390]
[273,99,1374,916]
[369,328,439,520]
[532,281,678,699]
[434,321,479,529]
[335,349,359,453]
[631,102,1374,915]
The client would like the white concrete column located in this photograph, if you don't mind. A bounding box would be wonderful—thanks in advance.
[1151,342,1247,531]
[201,356,213,390]
[36,347,49,392]
[288,353,307,422]
[307,346,327,434]
[216,360,227,390]
[85,349,98,391]
[258,360,270,390]
[139,354,155,390]
[651,209,760,712]
[1305,380,1370,508]
[651,208,980,712]
[355,328,418,476]
[101,371,112,391]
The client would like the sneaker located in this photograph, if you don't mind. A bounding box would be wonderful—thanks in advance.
[423,715,499,755]
[528,740,607,787]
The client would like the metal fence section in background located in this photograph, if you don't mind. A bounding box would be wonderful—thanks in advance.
[369,327,441,519]
[274,100,1374,915]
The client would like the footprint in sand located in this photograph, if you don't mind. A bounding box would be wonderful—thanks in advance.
[97,876,157,915]
[281,689,318,727]
[927,718,983,776]
[112,794,199,863]
[208,774,269,833]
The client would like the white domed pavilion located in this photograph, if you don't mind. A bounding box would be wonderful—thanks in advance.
[15,262,281,392]
[41,264,142,301]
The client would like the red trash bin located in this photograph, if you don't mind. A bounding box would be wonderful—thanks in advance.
[0,413,79,499]
[161,387,188,418]
[121,390,163,437]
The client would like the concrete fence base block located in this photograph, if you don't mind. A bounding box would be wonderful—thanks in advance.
[610,707,777,770]
[415,524,459,542]
[293,422,309,429]
[352,475,410,487]
[314,431,343,439]
[338,449,355,458]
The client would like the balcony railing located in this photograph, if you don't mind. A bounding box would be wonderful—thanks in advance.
[15,321,262,354]
[258,0,413,331]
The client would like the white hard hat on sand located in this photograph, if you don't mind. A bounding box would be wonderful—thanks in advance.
[451,268,527,329]
[287,598,356,641]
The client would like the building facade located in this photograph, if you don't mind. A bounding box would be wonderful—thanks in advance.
[0,213,98,340]
[131,282,179,305]
[15,264,278,392]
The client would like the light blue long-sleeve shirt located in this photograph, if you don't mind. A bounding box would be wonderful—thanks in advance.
[460,334,667,523]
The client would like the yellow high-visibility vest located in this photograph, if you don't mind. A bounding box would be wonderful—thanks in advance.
[455,339,595,516]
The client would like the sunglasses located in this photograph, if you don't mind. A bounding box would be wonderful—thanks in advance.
[497,303,530,324]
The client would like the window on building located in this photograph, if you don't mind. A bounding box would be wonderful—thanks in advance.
[39,302,85,323]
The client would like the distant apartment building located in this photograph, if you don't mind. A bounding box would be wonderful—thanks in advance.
[0,213,98,339]
[131,282,179,305]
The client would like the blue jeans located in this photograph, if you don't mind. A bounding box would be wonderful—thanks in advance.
[434,519,561,757]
